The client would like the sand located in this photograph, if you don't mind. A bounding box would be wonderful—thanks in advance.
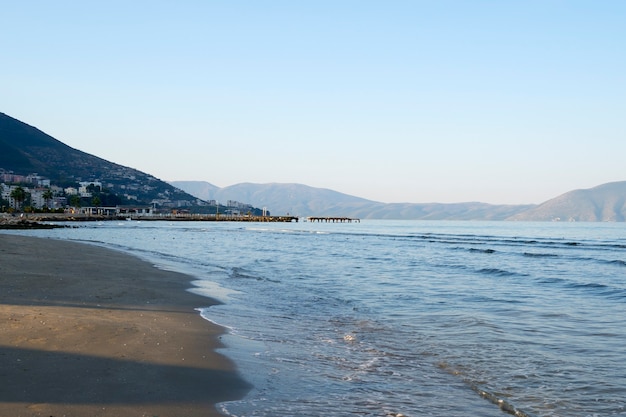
[0,234,250,417]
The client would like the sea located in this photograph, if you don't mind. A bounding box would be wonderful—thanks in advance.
[6,220,626,417]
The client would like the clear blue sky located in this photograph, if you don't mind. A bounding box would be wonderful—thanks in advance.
[2,1,625,204]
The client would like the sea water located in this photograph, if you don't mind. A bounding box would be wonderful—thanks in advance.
[8,220,626,417]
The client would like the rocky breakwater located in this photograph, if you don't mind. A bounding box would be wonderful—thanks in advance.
[0,214,65,229]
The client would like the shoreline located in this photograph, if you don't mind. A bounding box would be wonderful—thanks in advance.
[0,234,250,417]
[1,212,300,224]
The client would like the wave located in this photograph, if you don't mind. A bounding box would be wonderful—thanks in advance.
[566,281,626,299]
[434,262,525,279]
[537,276,626,301]
[565,255,626,268]
[317,230,626,269]
[403,232,625,252]
[445,237,624,270]
[523,252,559,258]
[438,362,534,417]
[229,266,265,281]
[477,268,525,277]
[469,248,496,254]
[473,386,534,417]
[568,281,610,290]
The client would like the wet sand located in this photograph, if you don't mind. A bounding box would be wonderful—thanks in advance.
[0,234,250,417]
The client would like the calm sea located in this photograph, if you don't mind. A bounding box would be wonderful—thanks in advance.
[9,220,626,417]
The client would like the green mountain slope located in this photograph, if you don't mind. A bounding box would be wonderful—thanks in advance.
[0,112,199,206]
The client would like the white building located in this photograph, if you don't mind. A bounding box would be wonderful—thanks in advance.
[64,186,78,195]
[30,188,46,209]
[78,181,102,198]
[1,184,30,209]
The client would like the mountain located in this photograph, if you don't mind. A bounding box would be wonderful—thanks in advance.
[170,181,374,216]
[173,180,626,221]
[171,181,535,220]
[0,112,200,206]
[167,181,221,202]
[507,181,626,222]
[5,112,622,220]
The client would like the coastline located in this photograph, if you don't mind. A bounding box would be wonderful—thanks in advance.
[0,234,249,417]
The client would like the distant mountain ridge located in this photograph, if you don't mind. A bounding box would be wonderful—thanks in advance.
[172,180,626,221]
[171,181,535,220]
[508,181,626,222]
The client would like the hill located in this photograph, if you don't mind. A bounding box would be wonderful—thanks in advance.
[507,181,626,222]
[171,181,535,220]
[5,112,622,220]
[173,180,626,221]
[0,112,200,207]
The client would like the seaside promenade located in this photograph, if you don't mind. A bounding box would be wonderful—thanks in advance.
[0,212,300,228]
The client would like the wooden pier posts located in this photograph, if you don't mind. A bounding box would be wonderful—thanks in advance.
[306,217,360,223]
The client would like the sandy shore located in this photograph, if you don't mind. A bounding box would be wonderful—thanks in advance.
[0,234,250,417]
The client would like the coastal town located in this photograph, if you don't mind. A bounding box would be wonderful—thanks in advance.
[0,169,272,227]
[0,169,208,212]
[0,170,360,228]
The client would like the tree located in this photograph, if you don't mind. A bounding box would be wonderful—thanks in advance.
[69,194,81,208]
[42,188,54,209]
[10,186,27,211]
[97,189,122,206]
[0,184,6,212]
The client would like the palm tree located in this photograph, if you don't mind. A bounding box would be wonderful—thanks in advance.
[42,188,54,210]
[69,195,81,209]
[0,183,5,212]
[10,186,27,211]
[91,196,101,214]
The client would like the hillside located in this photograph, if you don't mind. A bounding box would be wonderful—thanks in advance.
[507,181,626,222]
[0,112,199,206]
[5,112,622,220]
[173,180,626,221]
[171,181,535,220]
[170,181,375,216]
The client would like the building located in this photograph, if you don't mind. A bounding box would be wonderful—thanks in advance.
[1,184,29,209]
[29,188,48,209]
[78,181,102,198]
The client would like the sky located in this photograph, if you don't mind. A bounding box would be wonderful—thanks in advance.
[1,1,625,204]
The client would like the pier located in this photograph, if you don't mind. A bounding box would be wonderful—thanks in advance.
[119,214,301,222]
[9,213,300,223]
[306,217,360,223]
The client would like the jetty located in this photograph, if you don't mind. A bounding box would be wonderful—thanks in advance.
[132,214,300,222]
[10,213,301,223]
[306,216,360,223]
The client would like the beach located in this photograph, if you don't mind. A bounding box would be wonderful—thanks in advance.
[0,234,249,417]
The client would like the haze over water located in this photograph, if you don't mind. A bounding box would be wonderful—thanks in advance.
[13,220,626,416]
